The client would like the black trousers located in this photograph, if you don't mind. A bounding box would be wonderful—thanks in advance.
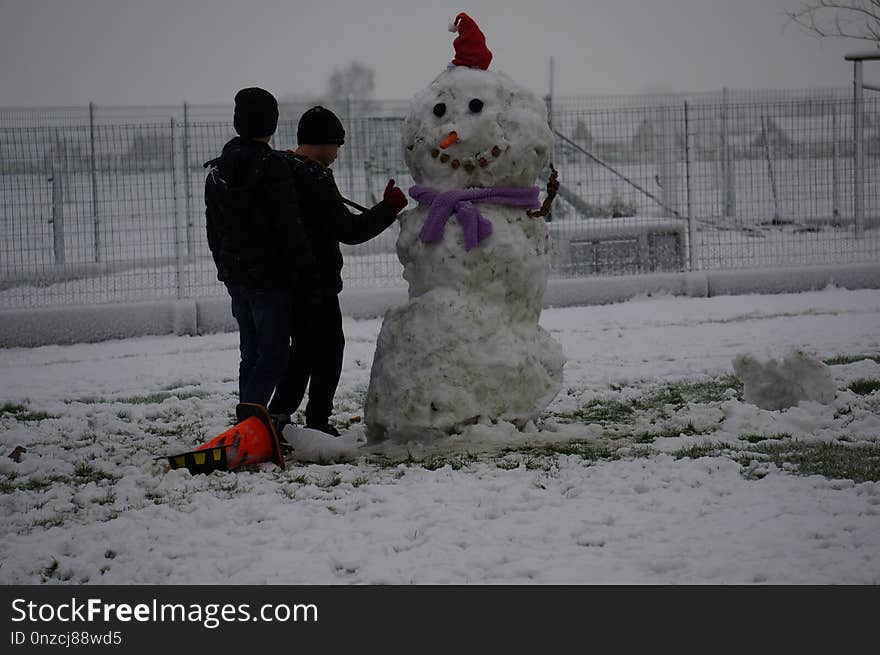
[227,283,291,407]
[269,294,345,426]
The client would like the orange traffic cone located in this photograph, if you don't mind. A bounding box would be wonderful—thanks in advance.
[162,403,286,474]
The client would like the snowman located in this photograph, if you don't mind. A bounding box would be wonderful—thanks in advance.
[364,13,566,443]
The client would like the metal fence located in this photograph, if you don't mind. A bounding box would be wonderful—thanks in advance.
[1,88,878,309]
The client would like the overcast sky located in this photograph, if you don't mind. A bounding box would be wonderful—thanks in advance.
[0,0,871,107]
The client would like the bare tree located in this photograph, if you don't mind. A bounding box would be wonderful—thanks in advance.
[786,1,880,45]
[325,62,375,101]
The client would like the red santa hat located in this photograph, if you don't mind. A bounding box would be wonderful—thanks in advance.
[448,12,492,70]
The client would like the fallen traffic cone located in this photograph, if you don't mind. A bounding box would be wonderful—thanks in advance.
[161,403,286,474]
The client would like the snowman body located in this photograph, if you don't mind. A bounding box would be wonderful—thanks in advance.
[364,64,565,443]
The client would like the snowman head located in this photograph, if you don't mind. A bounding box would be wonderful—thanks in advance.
[403,13,552,191]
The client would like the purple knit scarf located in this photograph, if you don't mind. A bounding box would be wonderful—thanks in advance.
[410,185,541,251]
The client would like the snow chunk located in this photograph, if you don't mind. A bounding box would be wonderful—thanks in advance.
[282,425,365,463]
[732,350,836,411]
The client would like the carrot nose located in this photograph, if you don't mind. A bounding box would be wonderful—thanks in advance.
[439,131,458,149]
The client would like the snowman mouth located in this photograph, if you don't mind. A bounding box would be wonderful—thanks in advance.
[427,143,505,173]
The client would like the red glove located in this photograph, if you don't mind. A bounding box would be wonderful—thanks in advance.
[383,179,408,214]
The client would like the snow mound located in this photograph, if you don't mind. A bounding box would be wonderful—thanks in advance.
[365,287,565,442]
[281,425,365,463]
[732,350,836,411]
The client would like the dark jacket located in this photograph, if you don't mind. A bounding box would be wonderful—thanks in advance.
[204,137,318,291]
[281,153,397,294]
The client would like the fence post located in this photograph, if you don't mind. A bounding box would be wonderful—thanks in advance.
[721,87,736,219]
[89,102,101,262]
[171,118,184,299]
[183,101,194,257]
[345,95,355,196]
[853,59,864,237]
[832,101,840,221]
[50,135,66,267]
[657,105,680,218]
[684,101,695,272]
[761,116,782,223]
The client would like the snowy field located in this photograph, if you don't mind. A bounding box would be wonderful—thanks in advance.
[1,287,880,584]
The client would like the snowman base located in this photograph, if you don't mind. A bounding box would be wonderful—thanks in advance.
[364,289,565,444]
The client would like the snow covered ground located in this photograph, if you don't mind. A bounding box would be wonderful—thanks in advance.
[1,287,879,583]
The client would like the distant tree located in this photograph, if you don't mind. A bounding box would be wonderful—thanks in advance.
[325,62,375,102]
[786,1,880,45]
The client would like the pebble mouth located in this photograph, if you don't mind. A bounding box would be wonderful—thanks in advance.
[426,143,506,172]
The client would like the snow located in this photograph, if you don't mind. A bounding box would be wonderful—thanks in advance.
[1,287,880,583]
[733,350,836,410]
[281,425,364,464]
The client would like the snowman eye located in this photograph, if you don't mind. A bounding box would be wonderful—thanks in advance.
[433,103,446,118]
[469,99,484,113]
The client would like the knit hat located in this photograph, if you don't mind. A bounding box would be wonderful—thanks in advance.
[233,87,279,138]
[449,12,492,70]
[297,106,346,145]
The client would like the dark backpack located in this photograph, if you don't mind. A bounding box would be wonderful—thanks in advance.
[204,145,287,288]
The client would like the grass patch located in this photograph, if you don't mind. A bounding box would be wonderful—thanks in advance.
[20,478,57,492]
[671,437,880,483]
[367,441,622,472]
[633,421,715,444]
[494,458,521,471]
[39,558,72,582]
[145,418,206,441]
[848,379,880,396]
[738,432,792,444]
[73,462,119,485]
[0,402,57,422]
[634,375,743,411]
[421,452,479,471]
[745,441,880,484]
[41,559,60,578]
[364,451,480,472]
[65,396,105,405]
[674,443,724,460]
[33,516,66,529]
[69,390,211,405]
[317,473,343,488]
[557,398,635,425]
[117,390,208,405]
[278,485,298,500]
[94,490,116,506]
[555,375,742,428]
[501,440,618,463]
[1,473,73,494]
[0,477,18,494]
[824,354,880,366]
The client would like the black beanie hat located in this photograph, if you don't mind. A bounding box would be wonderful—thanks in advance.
[297,106,345,145]
[233,87,279,138]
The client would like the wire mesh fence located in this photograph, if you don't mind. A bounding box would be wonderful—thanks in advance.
[1,89,878,309]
